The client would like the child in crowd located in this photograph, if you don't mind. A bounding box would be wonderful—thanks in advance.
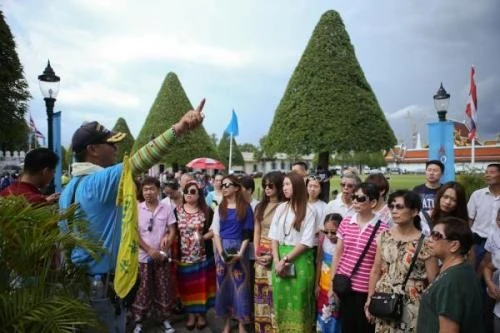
[315,213,342,332]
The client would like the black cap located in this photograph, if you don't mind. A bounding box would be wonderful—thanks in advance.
[71,121,126,152]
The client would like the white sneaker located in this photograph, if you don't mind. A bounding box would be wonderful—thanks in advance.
[163,320,175,333]
[133,323,142,333]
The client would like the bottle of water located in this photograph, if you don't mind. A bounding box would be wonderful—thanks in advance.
[90,274,105,300]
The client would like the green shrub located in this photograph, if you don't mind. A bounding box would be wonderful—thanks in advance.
[457,171,485,198]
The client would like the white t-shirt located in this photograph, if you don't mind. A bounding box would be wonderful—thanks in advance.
[485,226,500,317]
[310,200,327,232]
[268,202,316,247]
[325,195,354,218]
[468,187,500,238]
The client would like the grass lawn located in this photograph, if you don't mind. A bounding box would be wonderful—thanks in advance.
[253,174,423,199]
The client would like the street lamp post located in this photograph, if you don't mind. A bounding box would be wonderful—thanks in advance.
[38,60,60,194]
[38,60,60,152]
[433,82,450,121]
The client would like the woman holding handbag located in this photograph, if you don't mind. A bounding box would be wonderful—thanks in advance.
[268,172,316,332]
[329,183,388,333]
[253,171,285,333]
[366,190,439,332]
[211,175,254,333]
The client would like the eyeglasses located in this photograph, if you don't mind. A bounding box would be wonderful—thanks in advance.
[221,183,235,189]
[324,230,337,236]
[352,194,368,203]
[388,203,406,210]
[148,218,154,232]
[183,188,198,195]
[340,183,354,189]
[430,230,448,241]
[264,183,275,189]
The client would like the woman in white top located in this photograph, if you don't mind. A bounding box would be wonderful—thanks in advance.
[268,172,316,332]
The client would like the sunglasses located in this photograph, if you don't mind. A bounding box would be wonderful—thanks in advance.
[221,183,235,189]
[264,183,275,189]
[324,230,337,236]
[340,183,354,189]
[308,176,322,182]
[430,230,448,241]
[388,203,406,210]
[148,218,154,232]
[352,194,368,203]
[183,188,198,195]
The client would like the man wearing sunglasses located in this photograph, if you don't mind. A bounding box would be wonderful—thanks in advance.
[325,172,361,218]
[59,99,206,332]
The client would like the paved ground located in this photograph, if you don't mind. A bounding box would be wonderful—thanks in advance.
[127,309,255,333]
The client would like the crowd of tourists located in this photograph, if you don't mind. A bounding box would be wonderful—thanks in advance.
[1,101,499,333]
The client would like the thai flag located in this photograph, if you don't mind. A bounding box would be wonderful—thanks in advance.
[29,115,45,139]
[464,67,477,140]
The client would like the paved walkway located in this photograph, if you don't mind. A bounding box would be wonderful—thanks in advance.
[127,309,255,333]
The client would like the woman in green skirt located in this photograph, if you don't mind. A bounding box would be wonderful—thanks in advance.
[269,172,316,333]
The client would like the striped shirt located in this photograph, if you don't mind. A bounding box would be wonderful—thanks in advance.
[337,214,387,293]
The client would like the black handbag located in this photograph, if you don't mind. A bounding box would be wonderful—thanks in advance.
[332,220,381,298]
[369,234,425,320]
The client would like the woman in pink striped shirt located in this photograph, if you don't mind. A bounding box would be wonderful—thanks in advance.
[329,183,388,333]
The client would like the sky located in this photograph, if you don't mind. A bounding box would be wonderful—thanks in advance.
[2,0,500,149]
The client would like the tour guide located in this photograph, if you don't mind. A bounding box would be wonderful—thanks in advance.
[59,99,206,332]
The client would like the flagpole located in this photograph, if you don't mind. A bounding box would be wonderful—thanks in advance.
[471,138,475,167]
[229,133,233,171]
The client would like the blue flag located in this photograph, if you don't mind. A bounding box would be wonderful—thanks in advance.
[224,109,239,137]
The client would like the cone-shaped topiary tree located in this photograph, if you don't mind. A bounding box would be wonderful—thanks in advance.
[0,11,31,151]
[132,72,219,167]
[264,10,396,200]
[112,117,135,162]
[218,132,244,168]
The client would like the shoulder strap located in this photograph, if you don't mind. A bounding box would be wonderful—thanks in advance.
[350,220,381,278]
[70,176,86,205]
[422,210,432,229]
[401,234,425,289]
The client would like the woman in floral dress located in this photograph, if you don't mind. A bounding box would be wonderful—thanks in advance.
[176,181,215,330]
[366,190,439,332]
[253,171,284,333]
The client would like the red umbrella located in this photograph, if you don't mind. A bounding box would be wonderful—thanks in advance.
[186,157,226,170]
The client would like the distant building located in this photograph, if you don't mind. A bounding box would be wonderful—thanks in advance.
[242,152,314,175]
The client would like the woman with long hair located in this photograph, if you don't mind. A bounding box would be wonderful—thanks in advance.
[430,181,468,224]
[211,175,254,333]
[253,171,285,333]
[176,181,216,330]
[268,172,316,332]
[366,190,439,332]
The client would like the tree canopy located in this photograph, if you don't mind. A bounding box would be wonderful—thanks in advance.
[132,72,218,166]
[112,117,135,162]
[264,10,396,156]
[0,11,31,151]
[218,132,244,167]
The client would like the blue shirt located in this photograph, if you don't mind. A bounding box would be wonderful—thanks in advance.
[59,164,123,275]
[219,205,254,240]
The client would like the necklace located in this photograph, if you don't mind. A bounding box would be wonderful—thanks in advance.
[282,203,293,239]
[440,256,464,273]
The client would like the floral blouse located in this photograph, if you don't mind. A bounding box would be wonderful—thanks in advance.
[177,205,211,264]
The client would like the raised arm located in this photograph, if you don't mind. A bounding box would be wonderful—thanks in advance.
[130,99,205,175]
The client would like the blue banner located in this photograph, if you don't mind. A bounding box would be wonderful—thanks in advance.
[427,121,455,183]
[53,111,62,193]
[224,109,239,137]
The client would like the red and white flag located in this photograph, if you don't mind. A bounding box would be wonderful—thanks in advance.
[464,67,477,140]
[29,115,45,139]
